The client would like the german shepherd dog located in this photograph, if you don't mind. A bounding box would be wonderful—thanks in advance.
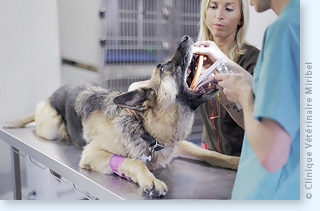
[4,36,239,197]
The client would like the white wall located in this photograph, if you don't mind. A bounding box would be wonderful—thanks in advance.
[57,0,101,86]
[58,0,100,67]
[0,0,61,198]
[247,6,278,49]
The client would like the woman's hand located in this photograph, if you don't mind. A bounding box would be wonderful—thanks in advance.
[193,40,229,63]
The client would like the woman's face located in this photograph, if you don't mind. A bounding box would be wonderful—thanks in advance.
[205,0,242,41]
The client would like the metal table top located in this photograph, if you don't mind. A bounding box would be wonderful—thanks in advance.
[0,125,236,200]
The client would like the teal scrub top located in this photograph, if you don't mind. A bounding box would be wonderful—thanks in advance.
[231,0,300,200]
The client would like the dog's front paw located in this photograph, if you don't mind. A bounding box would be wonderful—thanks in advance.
[141,178,168,197]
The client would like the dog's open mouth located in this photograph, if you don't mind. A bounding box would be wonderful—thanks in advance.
[185,54,219,94]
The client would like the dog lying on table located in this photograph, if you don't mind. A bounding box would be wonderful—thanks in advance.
[4,36,239,197]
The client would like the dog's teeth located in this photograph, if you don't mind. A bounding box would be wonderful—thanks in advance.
[208,82,212,87]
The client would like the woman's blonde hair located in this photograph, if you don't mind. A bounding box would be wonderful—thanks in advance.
[198,0,250,62]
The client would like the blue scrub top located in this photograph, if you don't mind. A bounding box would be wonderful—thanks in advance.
[231,0,300,200]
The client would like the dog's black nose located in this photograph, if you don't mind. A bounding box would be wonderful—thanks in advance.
[181,35,189,42]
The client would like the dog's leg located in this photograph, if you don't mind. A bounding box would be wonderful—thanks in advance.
[34,100,68,140]
[175,140,240,170]
[118,158,168,196]
[79,141,168,196]
[79,141,114,174]
[3,113,35,128]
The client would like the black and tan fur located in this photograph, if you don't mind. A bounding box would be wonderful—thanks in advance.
[4,36,239,197]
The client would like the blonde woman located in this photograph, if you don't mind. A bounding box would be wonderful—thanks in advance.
[129,0,259,158]
[197,0,259,156]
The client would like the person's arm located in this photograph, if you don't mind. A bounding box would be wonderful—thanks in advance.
[218,90,244,128]
[215,72,292,172]
[128,80,149,91]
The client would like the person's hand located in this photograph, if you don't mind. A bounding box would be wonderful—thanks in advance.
[128,80,149,91]
[215,71,253,105]
[193,40,229,63]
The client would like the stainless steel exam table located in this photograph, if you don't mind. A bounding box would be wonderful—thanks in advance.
[0,125,236,200]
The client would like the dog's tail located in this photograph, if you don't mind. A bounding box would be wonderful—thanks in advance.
[3,113,35,128]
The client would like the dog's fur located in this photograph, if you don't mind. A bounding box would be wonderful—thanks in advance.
[4,36,239,197]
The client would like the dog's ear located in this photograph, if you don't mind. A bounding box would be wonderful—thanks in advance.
[113,88,154,111]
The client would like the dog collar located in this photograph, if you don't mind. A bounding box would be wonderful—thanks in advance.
[141,134,164,152]
[137,138,164,164]
[141,133,165,162]
[125,109,165,156]
[125,108,164,151]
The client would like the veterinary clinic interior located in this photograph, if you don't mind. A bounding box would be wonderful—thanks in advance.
[0,0,276,200]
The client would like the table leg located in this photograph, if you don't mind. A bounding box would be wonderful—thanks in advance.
[11,147,22,200]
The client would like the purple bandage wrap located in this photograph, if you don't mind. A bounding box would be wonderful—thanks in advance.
[110,154,131,181]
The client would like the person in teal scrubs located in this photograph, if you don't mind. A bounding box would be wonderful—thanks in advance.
[193,0,300,199]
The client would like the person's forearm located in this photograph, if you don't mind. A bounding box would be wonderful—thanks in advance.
[219,92,244,128]
[239,91,291,172]
[239,91,273,169]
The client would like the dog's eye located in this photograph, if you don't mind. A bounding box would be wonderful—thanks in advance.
[159,65,165,74]
[157,64,164,73]
[158,62,171,76]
